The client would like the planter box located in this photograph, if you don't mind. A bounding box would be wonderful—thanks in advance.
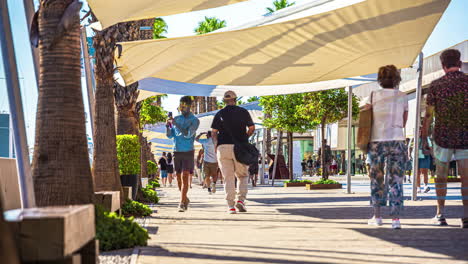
[429,178,461,183]
[120,174,138,200]
[284,182,310,187]
[306,183,342,190]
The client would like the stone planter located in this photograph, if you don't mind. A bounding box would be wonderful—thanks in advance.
[120,174,138,200]
[306,183,342,190]
[284,182,310,187]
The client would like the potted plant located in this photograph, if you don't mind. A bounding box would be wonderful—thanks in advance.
[116,135,141,199]
[306,179,342,190]
[147,160,158,179]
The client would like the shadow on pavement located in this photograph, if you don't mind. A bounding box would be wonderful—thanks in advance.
[250,196,370,204]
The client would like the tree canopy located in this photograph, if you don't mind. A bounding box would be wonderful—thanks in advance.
[297,89,360,127]
[259,93,318,133]
[194,17,227,35]
[247,96,260,103]
[139,96,167,127]
[153,18,168,39]
[266,0,295,14]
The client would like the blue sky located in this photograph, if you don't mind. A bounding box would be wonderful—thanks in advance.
[1,0,467,147]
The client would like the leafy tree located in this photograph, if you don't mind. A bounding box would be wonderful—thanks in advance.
[297,88,360,179]
[247,96,260,103]
[194,16,227,35]
[266,0,295,14]
[259,94,318,179]
[153,17,168,39]
[139,96,167,127]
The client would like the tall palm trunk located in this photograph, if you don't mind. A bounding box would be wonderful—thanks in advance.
[287,131,293,180]
[32,0,94,205]
[114,82,139,135]
[199,96,207,113]
[320,121,329,180]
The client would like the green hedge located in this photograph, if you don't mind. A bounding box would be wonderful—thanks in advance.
[142,186,159,203]
[116,135,141,175]
[284,179,313,184]
[121,199,152,217]
[147,179,160,189]
[147,160,158,175]
[313,179,340,185]
[95,205,149,251]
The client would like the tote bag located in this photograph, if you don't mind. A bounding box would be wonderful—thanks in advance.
[357,92,373,153]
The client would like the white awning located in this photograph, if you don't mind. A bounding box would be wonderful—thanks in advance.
[115,0,450,87]
[88,0,248,29]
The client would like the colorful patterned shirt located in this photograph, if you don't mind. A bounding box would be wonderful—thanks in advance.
[426,71,467,149]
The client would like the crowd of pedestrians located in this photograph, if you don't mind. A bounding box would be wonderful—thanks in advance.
[158,49,466,229]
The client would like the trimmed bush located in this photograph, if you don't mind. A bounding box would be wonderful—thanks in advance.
[142,186,159,203]
[95,205,149,251]
[116,135,141,175]
[122,199,152,217]
[313,179,340,185]
[147,160,158,175]
[147,179,160,189]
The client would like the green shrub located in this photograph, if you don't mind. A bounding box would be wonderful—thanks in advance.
[284,179,313,184]
[116,135,141,175]
[95,205,149,251]
[142,186,159,203]
[313,179,340,185]
[121,199,152,217]
[147,179,160,189]
[147,160,158,175]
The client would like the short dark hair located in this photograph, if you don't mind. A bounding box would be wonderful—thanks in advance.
[162,152,166,155]
[378,65,401,88]
[180,96,193,105]
[440,49,461,68]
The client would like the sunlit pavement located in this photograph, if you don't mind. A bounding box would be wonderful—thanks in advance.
[137,179,467,264]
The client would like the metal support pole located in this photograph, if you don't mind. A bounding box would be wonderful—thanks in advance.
[80,27,95,138]
[411,52,424,201]
[271,130,282,186]
[346,86,352,194]
[0,0,36,208]
[23,0,39,88]
[260,128,266,185]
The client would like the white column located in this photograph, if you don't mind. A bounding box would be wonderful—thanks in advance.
[412,52,424,201]
[80,27,95,139]
[0,0,36,208]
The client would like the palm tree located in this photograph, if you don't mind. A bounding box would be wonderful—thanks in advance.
[32,0,94,206]
[153,18,168,39]
[114,82,140,135]
[194,17,227,112]
[247,96,260,103]
[266,0,295,14]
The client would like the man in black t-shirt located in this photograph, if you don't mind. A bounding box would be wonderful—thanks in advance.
[158,152,168,187]
[211,91,255,214]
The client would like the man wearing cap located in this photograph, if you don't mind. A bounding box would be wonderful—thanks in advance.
[211,91,255,214]
[166,96,200,212]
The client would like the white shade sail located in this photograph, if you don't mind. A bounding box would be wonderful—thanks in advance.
[115,0,450,87]
[88,0,248,29]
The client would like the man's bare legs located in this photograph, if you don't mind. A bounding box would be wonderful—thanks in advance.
[176,171,190,204]
[435,159,449,216]
[417,168,429,188]
[168,173,173,186]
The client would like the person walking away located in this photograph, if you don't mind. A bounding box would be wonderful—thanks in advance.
[166,96,200,212]
[158,152,168,187]
[405,138,413,183]
[301,159,307,176]
[306,157,314,176]
[196,131,219,194]
[166,153,175,187]
[421,49,468,228]
[196,148,204,187]
[331,157,337,176]
[318,140,332,178]
[365,65,408,229]
[211,91,255,214]
[410,132,432,193]
[249,159,259,187]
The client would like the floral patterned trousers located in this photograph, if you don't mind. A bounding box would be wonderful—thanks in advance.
[368,140,407,216]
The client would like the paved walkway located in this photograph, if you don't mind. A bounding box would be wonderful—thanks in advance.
[137,181,468,264]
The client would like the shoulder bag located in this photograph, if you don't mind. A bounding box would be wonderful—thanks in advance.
[357,92,373,153]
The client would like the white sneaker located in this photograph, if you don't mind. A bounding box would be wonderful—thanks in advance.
[392,219,401,229]
[368,217,383,226]
[178,203,185,212]
[228,207,237,214]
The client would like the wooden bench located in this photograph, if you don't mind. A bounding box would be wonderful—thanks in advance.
[93,191,120,212]
[4,205,97,264]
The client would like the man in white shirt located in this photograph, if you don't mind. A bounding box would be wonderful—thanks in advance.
[196,131,218,194]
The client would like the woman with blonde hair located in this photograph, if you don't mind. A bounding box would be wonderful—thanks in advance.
[365,65,408,229]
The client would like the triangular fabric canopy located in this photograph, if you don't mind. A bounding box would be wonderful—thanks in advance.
[88,0,248,29]
[115,0,450,88]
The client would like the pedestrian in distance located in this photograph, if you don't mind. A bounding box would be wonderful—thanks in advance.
[166,153,174,187]
[421,49,468,228]
[158,152,168,187]
[166,96,200,212]
[364,65,408,229]
[409,131,432,193]
[211,91,255,214]
[196,131,219,194]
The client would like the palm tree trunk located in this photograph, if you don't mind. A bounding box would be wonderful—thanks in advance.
[32,0,94,206]
[321,121,328,180]
[199,97,207,113]
[114,82,139,135]
[287,131,293,180]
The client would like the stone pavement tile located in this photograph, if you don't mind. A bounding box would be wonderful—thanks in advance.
[136,184,468,264]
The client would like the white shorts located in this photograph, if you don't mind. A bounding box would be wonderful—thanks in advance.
[433,142,468,163]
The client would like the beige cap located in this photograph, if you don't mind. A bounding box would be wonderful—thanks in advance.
[223,90,237,100]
